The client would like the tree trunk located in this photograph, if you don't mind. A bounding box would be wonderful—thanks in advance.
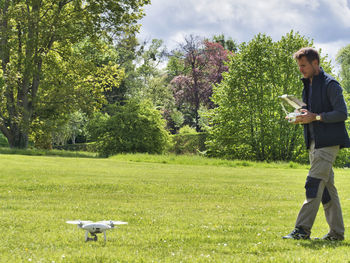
[7,130,28,149]
[0,1,41,148]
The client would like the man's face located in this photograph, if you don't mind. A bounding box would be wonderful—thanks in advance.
[296,56,319,79]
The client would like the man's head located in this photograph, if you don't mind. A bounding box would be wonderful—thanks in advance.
[293,47,320,80]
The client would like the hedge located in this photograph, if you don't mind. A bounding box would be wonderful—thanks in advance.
[53,142,97,152]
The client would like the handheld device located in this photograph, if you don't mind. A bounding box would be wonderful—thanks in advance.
[278,94,306,123]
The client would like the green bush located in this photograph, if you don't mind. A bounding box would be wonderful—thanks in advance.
[87,100,171,157]
[171,132,207,155]
[178,125,197,134]
[53,142,97,152]
[290,147,350,168]
[335,148,350,167]
[0,133,9,147]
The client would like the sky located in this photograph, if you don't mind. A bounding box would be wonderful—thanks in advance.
[137,0,350,70]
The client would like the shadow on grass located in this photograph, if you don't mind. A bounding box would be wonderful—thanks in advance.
[299,240,350,250]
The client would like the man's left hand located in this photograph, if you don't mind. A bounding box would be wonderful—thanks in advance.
[293,109,317,124]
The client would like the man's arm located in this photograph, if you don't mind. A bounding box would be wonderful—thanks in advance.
[321,81,348,123]
[293,81,348,124]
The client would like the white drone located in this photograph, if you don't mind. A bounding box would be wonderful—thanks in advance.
[66,220,128,242]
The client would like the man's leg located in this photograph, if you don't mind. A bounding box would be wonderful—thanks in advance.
[294,177,325,234]
[283,177,324,239]
[284,141,339,239]
[294,141,334,235]
[310,144,344,238]
[322,170,344,239]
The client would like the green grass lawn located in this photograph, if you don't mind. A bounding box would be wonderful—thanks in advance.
[1,154,350,262]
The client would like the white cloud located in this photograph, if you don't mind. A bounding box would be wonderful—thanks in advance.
[192,0,235,22]
[315,39,349,73]
[138,0,350,68]
[324,0,350,27]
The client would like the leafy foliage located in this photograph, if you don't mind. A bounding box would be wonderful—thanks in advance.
[169,36,232,131]
[87,100,171,157]
[0,0,149,148]
[171,131,208,155]
[337,44,350,92]
[208,31,321,161]
[212,34,238,52]
[29,39,125,149]
[0,132,8,147]
[51,111,88,146]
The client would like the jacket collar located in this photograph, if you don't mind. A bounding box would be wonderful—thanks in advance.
[301,67,324,86]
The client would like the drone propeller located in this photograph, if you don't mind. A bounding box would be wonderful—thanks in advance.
[66,220,92,225]
[97,220,128,227]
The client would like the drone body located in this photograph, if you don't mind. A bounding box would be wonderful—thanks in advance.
[66,220,128,242]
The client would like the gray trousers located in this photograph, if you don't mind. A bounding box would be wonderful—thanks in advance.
[295,141,344,237]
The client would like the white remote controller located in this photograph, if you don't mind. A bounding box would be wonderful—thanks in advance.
[287,112,302,123]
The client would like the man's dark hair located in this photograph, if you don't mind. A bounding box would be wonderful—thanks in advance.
[293,47,320,65]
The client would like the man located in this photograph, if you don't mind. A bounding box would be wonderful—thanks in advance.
[283,47,350,241]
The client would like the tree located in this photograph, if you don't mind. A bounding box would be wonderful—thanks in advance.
[110,37,168,105]
[212,34,238,52]
[67,111,87,144]
[166,51,186,83]
[110,33,140,104]
[119,37,176,133]
[170,35,232,132]
[72,37,127,105]
[142,74,173,108]
[29,38,125,149]
[336,44,350,92]
[207,31,328,162]
[0,0,150,148]
[136,39,167,86]
[48,112,88,147]
[128,38,168,103]
[87,100,171,157]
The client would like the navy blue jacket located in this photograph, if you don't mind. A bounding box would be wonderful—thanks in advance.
[302,68,350,149]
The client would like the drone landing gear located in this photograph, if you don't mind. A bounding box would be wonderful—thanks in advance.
[85,231,98,242]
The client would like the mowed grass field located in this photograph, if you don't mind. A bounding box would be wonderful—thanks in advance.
[1,154,350,262]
